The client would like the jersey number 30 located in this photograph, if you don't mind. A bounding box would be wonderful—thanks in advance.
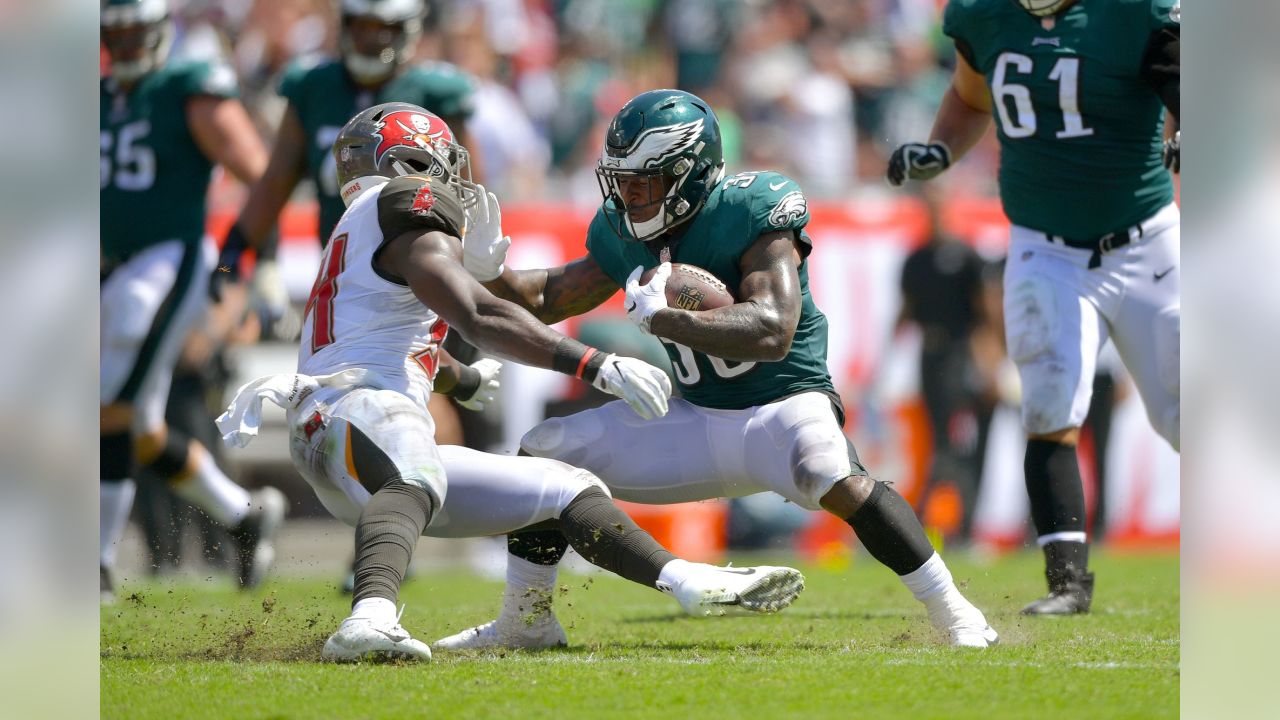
[992,53,1093,140]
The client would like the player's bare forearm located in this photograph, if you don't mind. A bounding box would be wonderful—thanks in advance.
[187,95,268,186]
[650,301,794,362]
[649,231,801,362]
[485,255,618,324]
[929,52,993,163]
[389,231,581,370]
[930,86,992,163]
[235,105,307,249]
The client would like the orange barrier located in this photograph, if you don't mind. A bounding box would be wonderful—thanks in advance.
[614,500,728,563]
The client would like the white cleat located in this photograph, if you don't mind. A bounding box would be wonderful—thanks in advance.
[433,615,568,652]
[661,564,805,617]
[322,615,433,662]
[925,590,1000,648]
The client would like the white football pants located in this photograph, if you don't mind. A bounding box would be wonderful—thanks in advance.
[1003,202,1180,449]
[100,239,213,432]
[287,386,607,535]
[520,391,864,511]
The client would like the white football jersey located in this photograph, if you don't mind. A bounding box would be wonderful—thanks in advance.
[297,181,448,409]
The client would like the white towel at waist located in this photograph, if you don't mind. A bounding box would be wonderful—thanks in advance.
[216,368,385,448]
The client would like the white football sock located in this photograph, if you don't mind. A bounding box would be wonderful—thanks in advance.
[500,554,558,624]
[656,558,698,592]
[100,479,136,568]
[170,449,251,527]
[899,553,954,602]
[350,597,397,623]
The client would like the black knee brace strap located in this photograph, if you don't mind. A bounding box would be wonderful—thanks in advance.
[101,431,134,481]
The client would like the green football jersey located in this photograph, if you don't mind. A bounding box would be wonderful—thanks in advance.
[586,170,837,411]
[100,61,238,260]
[279,58,476,245]
[943,0,1178,239]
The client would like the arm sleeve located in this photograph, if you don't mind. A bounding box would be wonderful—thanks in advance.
[1140,25,1180,122]
[376,175,467,243]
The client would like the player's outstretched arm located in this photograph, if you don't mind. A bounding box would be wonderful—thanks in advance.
[491,256,621,325]
[643,230,802,362]
[887,50,992,187]
[384,229,671,419]
[461,188,620,324]
[232,103,308,252]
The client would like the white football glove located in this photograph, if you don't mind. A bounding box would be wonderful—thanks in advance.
[250,258,289,322]
[591,354,672,420]
[624,263,671,335]
[462,183,511,282]
[456,358,502,411]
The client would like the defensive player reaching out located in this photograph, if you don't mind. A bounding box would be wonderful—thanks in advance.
[887,0,1180,615]
[437,89,999,650]
[218,102,807,662]
[100,0,283,599]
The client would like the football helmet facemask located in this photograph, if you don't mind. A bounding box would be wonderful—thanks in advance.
[339,0,424,85]
[101,0,172,84]
[333,102,476,208]
[596,89,725,243]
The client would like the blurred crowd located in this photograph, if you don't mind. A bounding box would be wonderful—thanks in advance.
[159,0,998,204]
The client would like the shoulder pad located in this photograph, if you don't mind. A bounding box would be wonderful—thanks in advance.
[376,175,466,243]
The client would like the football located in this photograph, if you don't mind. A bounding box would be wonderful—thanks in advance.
[640,263,736,311]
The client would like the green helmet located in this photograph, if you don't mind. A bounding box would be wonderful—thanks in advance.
[101,0,172,84]
[596,89,725,242]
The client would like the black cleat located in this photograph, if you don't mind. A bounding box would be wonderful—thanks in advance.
[228,487,286,589]
[1021,570,1094,615]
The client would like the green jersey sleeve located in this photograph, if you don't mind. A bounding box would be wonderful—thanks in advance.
[171,60,239,99]
[747,171,810,251]
[403,62,477,121]
[278,55,325,107]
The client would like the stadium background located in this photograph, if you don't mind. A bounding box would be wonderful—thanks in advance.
[110,0,1177,576]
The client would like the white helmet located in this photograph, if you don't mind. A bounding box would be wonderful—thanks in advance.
[339,0,424,85]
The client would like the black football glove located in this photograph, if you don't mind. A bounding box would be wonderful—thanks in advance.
[1162,130,1180,174]
[887,142,952,187]
[210,223,250,302]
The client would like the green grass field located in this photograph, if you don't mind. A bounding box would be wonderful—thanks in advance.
[101,550,1178,719]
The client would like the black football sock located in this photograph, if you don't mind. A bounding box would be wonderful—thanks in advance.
[844,481,937,576]
[1024,439,1089,582]
[351,482,435,606]
[558,486,676,589]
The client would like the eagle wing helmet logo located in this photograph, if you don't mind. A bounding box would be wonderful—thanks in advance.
[617,119,704,169]
[371,110,455,167]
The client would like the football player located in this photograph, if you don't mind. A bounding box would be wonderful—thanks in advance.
[224,0,478,266]
[437,89,999,650]
[887,0,1180,615]
[218,102,808,662]
[100,0,284,599]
